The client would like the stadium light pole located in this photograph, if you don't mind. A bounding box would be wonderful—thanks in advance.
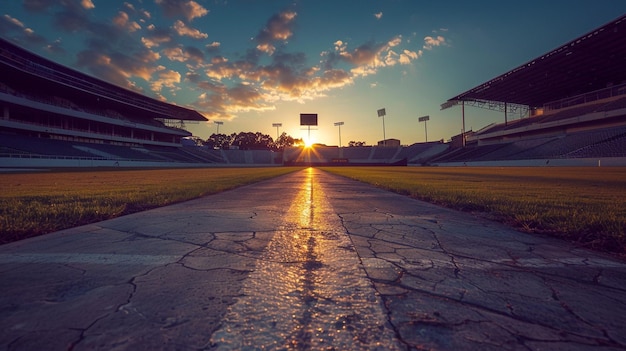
[377,108,386,146]
[334,121,344,147]
[418,115,430,142]
[214,121,223,134]
[461,101,466,147]
[272,123,282,140]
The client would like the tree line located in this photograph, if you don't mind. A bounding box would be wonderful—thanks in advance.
[205,132,302,151]
[185,132,368,150]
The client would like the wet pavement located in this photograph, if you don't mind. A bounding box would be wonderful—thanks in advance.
[1,168,625,350]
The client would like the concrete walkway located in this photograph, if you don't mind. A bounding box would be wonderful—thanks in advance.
[1,168,625,350]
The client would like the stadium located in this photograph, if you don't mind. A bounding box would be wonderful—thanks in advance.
[1,14,625,169]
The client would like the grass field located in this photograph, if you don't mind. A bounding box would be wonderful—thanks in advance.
[1,166,625,254]
[321,166,626,254]
[0,167,301,244]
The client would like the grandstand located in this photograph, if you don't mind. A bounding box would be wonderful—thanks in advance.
[296,13,626,167]
[0,37,215,168]
[432,14,626,166]
[1,14,625,169]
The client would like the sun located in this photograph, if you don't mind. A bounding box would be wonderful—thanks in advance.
[304,138,315,148]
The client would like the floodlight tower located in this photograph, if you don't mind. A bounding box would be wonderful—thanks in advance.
[334,121,344,147]
[272,123,282,140]
[377,108,386,146]
[418,115,430,142]
[214,121,223,134]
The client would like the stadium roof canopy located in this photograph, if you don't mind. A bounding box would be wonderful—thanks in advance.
[0,38,207,122]
[442,14,626,110]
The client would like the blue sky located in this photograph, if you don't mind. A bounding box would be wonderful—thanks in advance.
[1,1,624,146]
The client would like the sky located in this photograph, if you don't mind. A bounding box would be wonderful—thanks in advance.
[1,1,625,146]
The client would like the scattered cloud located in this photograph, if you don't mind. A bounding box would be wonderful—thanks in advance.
[1,3,448,122]
[113,11,141,32]
[254,10,297,55]
[45,38,65,54]
[151,68,181,92]
[172,20,207,39]
[81,0,95,10]
[423,35,446,50]
[155,0,208,22]
[206,41,221,54]
[2,14,25,29]
[75,45,161,91]
[399,49,421,64]
[142,25,173,48]
[0,14,47,45]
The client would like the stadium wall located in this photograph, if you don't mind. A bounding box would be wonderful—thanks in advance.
[0,151,284,169]
[430,157,626,167]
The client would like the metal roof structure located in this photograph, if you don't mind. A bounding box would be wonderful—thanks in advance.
[0,38,207,122]
[442,14,626,110]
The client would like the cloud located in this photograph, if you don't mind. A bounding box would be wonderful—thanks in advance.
[254,10,297,55]
[45,38,66,54]
[329,36,411,74]
[81,0,95,10]
[189,11,447,119]
[141,25,173,48]
[6,2,448,124]
[23,0,93,13]
[113,11,141,32]
[206,41,221,54]
[151,69,181,92]
[423,35,446,50]
[338,41,387,66]
[155,0,208,22]
[76,46,161,90]
[172,20,207,39]
[1,14,26,30]
[0,14,47,45]
[399,49,421,64]
[162,45,204,65]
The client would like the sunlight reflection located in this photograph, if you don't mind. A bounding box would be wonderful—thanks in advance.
[211,168,400,350]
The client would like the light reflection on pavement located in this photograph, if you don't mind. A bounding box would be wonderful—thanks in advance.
[211,168,402,350]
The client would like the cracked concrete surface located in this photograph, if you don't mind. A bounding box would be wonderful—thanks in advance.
[1,168,625,350]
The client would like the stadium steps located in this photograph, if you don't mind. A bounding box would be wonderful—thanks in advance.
[0,133,94,158]
[179,147,225,163]
[564,129,626,158]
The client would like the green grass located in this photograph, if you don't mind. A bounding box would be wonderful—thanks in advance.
[0,167,301,244]
[320,167,626,254]
[3,166,626,254]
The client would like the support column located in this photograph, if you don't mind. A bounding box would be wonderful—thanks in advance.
[504,102,508,126]
[462,101,466,147]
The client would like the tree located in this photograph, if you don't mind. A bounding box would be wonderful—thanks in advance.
[206,131,302,150]
[205,133,232,149]
[348,140,366,147]
[274,132,303,150]
[231,132,274,150]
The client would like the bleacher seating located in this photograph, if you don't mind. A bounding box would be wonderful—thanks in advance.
[428,125,626,163]
[0,133,94,158]
[539,102,605,123]
[341,147,372,160]
[371,147,400,160]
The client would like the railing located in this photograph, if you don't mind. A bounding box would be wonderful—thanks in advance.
[544,83,626,111]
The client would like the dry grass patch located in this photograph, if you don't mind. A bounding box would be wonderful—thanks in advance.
[0,167,300,244]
